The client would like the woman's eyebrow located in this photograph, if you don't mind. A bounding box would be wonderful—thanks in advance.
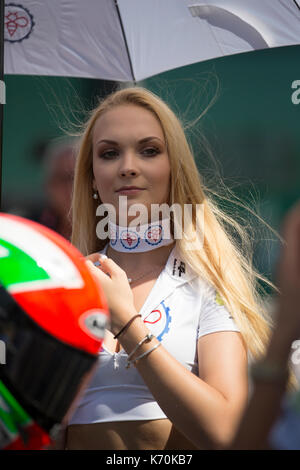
[96,136,164,146]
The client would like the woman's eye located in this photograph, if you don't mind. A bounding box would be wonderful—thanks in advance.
[98,147,160,159]
[142,147,160,156]
[100,150,118,159]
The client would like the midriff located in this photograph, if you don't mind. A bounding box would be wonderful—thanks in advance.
[66,419,198,450]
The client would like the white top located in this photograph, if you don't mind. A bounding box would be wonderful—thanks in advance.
[69,243,240,424]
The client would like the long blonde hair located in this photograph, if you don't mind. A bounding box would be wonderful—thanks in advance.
[72,86,276,361]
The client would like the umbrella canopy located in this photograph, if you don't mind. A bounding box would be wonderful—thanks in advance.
[3,0,300,82]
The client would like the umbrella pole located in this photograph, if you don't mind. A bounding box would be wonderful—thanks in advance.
[0,0,4,211]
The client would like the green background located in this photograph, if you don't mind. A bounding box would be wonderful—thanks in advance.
[2,44,300,283]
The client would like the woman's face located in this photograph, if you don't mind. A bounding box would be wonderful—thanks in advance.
[92,104,171,224]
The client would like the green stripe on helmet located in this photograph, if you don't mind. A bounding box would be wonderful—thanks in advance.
[0,380,31,434]
[0,239,50,289]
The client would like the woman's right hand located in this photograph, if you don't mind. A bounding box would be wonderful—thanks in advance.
[84,252,137,336]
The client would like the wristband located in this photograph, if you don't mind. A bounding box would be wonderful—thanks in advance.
[113,314,141,339]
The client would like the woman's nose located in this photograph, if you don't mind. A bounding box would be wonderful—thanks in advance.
[118,153,139,178]
[120,168,137,177]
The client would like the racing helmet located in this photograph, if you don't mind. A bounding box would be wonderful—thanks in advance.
[0,213,109,449]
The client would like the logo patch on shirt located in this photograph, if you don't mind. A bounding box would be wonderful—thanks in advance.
[172,258,186,277]
[143,300,171,341]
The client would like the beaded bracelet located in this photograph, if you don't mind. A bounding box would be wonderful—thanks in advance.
[126,342,161,369]
[125,333,154,369]
[113,314,141,339]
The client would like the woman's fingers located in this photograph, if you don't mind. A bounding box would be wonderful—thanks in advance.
[85,260,111,285]
[85,256,128,284]
[95,256,128,281]
[85,253,109,271]
[85,258,135,324]
[85,252,103,264]
[85,253,124,275]
[85,259,105,275]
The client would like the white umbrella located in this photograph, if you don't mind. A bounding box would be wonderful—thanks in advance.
[3,0,300,83]
[1,0,300,208]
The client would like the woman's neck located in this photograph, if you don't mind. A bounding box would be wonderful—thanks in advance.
[106,241,175,273]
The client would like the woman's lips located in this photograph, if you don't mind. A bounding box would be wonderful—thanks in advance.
[116,188,145,195]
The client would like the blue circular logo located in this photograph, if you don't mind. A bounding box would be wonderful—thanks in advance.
[120,231,140,250]
[144,225,163,246]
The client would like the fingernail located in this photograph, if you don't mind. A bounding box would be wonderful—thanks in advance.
[99,254,108,260]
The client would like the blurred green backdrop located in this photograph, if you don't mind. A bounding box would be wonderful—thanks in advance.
[2,44,300,284]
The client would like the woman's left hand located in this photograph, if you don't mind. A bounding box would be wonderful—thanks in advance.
[85,253,137,335]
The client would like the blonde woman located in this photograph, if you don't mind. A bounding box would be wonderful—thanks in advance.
[66,87,272,450]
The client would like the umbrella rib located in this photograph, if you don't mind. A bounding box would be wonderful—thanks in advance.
[114,0,136,84]
[293,0,300,12]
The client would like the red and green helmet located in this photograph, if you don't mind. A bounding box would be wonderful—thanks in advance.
[0,213,110,449]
